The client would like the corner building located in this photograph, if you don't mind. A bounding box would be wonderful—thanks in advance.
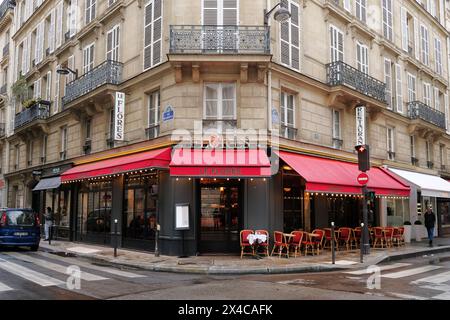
[2,0,450,255]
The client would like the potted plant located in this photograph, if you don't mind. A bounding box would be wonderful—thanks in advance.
[11,75,28,104]
[403,221,412,243]
[413,220,425,242]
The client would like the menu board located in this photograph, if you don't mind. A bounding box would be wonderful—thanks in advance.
[175,204,190,230]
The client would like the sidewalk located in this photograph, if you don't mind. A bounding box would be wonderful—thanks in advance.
[38,238,450,275]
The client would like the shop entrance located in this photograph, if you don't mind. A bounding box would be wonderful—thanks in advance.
[198,179,243,253]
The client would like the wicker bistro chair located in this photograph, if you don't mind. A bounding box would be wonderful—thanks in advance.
[323,228,337,250]
[384,227,394,248]
[372,227,386,248]
[240,230,254,259]
[337,227,352,251]
[312,229,325,254]
[352,227,362,249]
[288,231,304,258]
[392,227,403,247]
[271,231,290,258]
[398,227,406,246]
[255,229,270,257]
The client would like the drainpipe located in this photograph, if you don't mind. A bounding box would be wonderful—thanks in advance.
[267,0,272,133]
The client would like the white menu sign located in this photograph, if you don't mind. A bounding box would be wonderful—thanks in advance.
[356,105,366,146]
[114,92,126,141]
[175,204,190,230]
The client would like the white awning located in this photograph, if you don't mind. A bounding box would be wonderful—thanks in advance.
[388,168,450,198]
[32,177,61,191]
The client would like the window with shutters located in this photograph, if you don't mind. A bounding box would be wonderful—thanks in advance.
[435,88,442,111]
[280,0,300,71]
[33,78,41,99]
[147,91,160,139]
[143,0,162,71]
[67,0,78,38]
[46,10,56,54]
[332,109,342,149]
[329,25,344,63]
[356,42,368,74]
[395,64,403,113]
[83,43,95,74]
[280,91,296,140]
[356,0,366,23]
[44,71,52,101]
[384,58,393,109]
[106,25,120,62]
[423,83,432,106]
[407,73,416,102]
[382,0,393,41]
[434,37,442,75]
[420,24,429,66]
[55,1,63,49]
[85,0,96,25]
[204,83,236,132]
[54,64,61,114]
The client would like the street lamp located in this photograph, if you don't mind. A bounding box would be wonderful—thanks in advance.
[264,2,291,26]
[56,66,78,79]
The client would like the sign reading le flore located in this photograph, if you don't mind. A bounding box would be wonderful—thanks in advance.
[115,92,126,141]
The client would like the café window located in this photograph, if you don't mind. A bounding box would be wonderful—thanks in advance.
[387,198,410,227]
[282,164,303,233]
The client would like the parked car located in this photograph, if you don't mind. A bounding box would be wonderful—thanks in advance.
[0,208,41,251]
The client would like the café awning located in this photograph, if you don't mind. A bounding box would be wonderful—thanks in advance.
[277,151,410,196]
[388,168,450,198]
[170,148,272,177]
[61,147,172,182]
[32,177,61,191]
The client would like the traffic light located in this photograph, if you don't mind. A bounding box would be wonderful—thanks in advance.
[355,145,370,172]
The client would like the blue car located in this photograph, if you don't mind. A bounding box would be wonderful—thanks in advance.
[0,208,41,251]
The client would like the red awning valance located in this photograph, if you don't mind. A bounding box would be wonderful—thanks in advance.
[61,147,172,182]
[277,151,410,196]
[170,148,272,177]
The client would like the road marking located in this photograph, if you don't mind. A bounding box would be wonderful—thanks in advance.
[344,263,412,275]
[35,251,145,279]
[0,258,65,287]
[0,281,13,292]
[432,292,450,300]
[411,271,450,285]
[4,252,108,282]
[388,292,428,300]
[381,266,442,279]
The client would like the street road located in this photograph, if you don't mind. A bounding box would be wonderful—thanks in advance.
[0,248,449,300]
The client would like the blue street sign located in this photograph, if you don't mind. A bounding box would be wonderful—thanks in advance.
[163,105,174,122]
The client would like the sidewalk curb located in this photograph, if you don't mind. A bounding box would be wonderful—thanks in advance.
[39,244,450,275]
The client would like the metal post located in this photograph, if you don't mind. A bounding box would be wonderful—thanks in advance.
[360,223,364,263]
[331,221,335,265]
[155,198,160,257]
[114,219,118,258]
[48,223,52,245]
[362,185,370,255]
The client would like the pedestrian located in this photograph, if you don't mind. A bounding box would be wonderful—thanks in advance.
[424,205,436,247]
[44,207,54,241]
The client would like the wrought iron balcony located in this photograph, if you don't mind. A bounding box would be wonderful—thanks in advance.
[407,101,446,130]
[170,25,270,54]
[2,42,9,58]
[14,101,51,130]
[146,125,160,140]
[62,60,123,107]
[326,61,387,103]
[0,0,14,22]
[0,123,5,137]
[0,84,6,95]
[281,125,298,140]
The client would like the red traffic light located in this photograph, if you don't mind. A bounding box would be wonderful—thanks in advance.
[356,145,366,153]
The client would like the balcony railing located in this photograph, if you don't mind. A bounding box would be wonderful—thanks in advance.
[146,124,160,140]
[2,42,9,57]
[0,123,5,137]
[14,101,51,130]
[0,84,6,95]
[407,101,446,130]
[326,61,387,103]
[281,125,298,140]
[0,0,14,21]
[62,60,123,107]
[170,25,270,54]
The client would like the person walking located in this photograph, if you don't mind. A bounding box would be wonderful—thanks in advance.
[424,205,436,247]
[44,207,54,241]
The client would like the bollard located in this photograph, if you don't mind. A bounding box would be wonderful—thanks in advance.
[360,222,364,263]
[114,219,118,258]
[155,224,160,257]
[49,224,52,245]
[331,221,335,265]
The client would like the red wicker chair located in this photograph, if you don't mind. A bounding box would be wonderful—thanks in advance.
[255,229,269,257]
[373,227,385,248]
[384,227,394,248]
[337,227,352,251]
[289,231,304,258]
[240,230,254,259]
[271,231,289,258]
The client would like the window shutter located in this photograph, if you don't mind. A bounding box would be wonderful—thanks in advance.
[14,45,19,79]
[384,59,392,109]
[107,29,113,60]
[144,0,163,70]
[69,0,78,37]
[34,78,41,99]
[290,2,300,70]
[280,20,290,66]
[445,93,449,133]
[434,87,440,110]
[68,55,75,83]
[223,0,238,25]
[46,71,52,101]
[49,9,56,53]
[152,0,162,66]
[401,7,408,52]
[55,1,63,48]
[144,2,153,70]
[343,0,351,12]
[54,64,60,113]
[395,64,403,113]
[36,22,44,64]
[203,0,218,25]
[413,17,420,60]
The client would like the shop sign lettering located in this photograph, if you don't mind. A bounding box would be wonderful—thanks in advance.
[114,92,126,141]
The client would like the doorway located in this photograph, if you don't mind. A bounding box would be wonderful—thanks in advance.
[198,179,243,253]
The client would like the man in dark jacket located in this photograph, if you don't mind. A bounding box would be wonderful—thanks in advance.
[424,206,436,247]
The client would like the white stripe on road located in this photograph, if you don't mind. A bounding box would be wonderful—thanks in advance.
[35,251,145,279]
[388,292,428,300]
[0,258,64,287]
[4,252,108,282]
[432,292,450,300]
[382,266,442,279]
[345,263,412,275]
[0,281,13,292]
[411,271,450,285]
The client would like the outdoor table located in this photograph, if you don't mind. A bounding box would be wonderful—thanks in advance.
[247,234,268,259]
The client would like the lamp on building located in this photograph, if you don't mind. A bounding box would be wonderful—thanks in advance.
[56,66,78,79]
[264,2,291,26]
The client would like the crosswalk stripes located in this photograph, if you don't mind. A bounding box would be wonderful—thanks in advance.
[411,271,450,285]
[381,266,443,279]
[0,258,65,287]
[0,281,13,293]
[35,251,146,279]
[3,252,108,282]
[344,263,412,275]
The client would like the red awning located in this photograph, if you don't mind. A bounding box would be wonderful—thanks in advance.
[170,148,272,177]
[61,147,172,182]
[277,151,410,196]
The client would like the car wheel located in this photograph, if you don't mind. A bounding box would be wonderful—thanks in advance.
[30,245,39,252]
